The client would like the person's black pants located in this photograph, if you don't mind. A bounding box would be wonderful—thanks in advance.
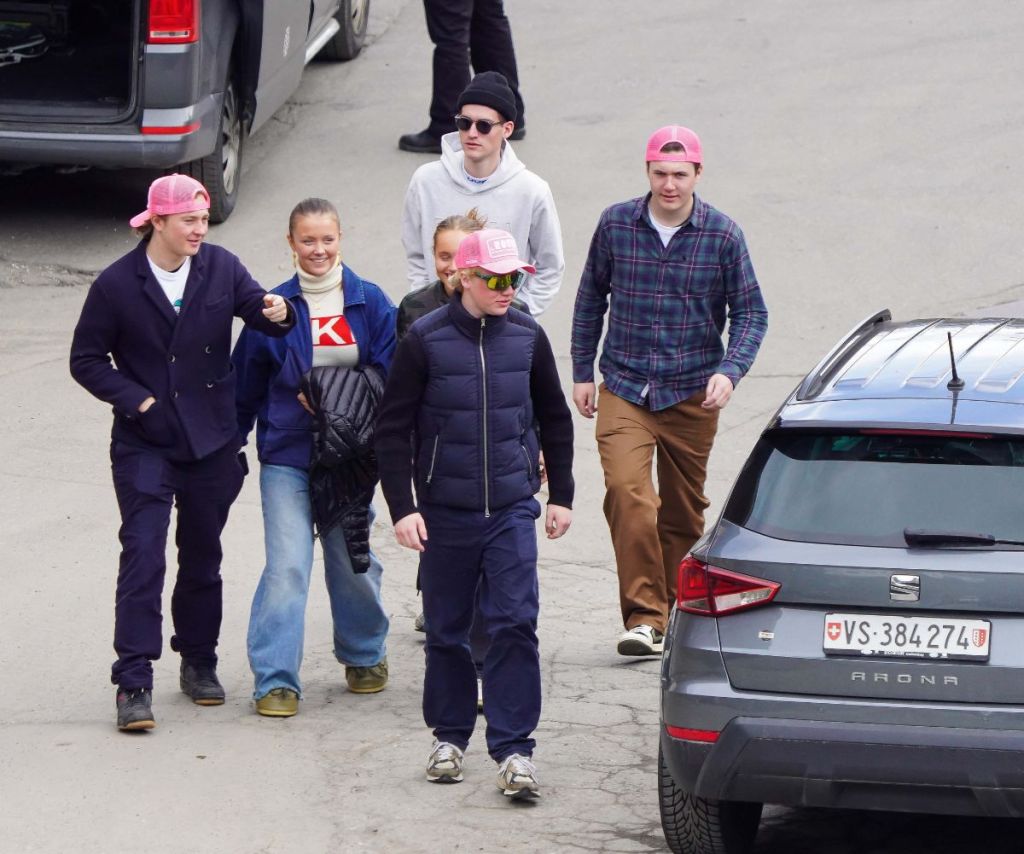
[109,440,244,689]
[423,0,525,136]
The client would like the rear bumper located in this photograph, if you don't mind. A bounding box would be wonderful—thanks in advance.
[661,717,1024,817]
[0,96,220,169]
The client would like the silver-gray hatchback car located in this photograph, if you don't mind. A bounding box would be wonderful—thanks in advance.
[659,310,1024,854]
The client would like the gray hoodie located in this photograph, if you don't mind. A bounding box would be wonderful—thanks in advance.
[400,132,564,316]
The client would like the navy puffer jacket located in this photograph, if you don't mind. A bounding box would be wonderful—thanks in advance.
[412,299,541,513]
[376,291,575,523]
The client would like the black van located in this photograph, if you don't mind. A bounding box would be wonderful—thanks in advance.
[0,1,369,221]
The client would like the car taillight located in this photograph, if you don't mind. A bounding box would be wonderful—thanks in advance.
[149,0,199,44]
[665,725,719,743]
[677,556,780,616]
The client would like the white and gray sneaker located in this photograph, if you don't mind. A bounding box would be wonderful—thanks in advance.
[617,624,665,656]
[426,740,464,783]
[496,753,540,799]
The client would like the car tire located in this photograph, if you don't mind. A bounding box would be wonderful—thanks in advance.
[320,0,370,61]
[658,745,762,854]
[180,77,243,224]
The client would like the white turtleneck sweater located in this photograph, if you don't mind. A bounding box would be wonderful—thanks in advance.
[297,260,359,368]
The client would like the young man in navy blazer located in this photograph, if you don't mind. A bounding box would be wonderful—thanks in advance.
[70,174,295,731]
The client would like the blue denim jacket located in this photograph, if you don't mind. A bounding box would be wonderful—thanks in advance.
[232,266,396,469]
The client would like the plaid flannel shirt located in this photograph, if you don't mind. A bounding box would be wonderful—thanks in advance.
[571,193,767,411]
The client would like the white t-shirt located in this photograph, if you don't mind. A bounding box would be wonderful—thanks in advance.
[647,204,685,248]
[147,255,190,314]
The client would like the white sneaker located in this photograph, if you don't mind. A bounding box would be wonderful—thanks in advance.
[617,624,665,656]
[426,740,464,783]
[496,753,540,799]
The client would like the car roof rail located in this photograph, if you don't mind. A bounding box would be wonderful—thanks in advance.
[795,309,892,401]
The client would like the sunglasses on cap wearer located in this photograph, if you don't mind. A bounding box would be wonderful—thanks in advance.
[454,114,507,135]
[472,269,527,291]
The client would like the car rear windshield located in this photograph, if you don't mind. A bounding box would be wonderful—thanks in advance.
[724,430,1024,547]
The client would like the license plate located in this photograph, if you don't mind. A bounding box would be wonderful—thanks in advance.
[823,613,991,660]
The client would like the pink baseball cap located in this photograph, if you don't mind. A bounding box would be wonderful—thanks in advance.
[129,173,211,228]
[455,228,537,275]
[645,125,703,164]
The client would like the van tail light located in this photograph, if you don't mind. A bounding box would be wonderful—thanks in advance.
[149,0,199,44]
[677,556,780,616]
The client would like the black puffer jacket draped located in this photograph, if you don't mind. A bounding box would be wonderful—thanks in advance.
[300,365,386,573]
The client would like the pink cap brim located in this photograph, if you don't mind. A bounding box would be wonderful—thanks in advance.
[481,259,537,275]
[129,209,153,228]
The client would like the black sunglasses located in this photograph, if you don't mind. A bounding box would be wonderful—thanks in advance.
[454,114,505,135]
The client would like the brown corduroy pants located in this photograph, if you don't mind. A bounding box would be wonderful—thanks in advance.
[595,385,719,633]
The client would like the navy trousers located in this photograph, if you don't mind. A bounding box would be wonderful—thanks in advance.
[419,497,542,761]
[423,0,525,137]
[109,440,244,689]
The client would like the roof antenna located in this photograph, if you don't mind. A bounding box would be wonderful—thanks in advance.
[946,332,965,391]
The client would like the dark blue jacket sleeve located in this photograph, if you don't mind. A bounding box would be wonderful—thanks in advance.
[530,326,575,508]
[69,278,152,415]
[362,286,397,374]
[231,326,272,446]
[374,330,428,522]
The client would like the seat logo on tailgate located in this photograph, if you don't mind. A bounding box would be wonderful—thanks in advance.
[890,574,920,601]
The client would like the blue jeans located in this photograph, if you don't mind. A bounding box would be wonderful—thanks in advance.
[248,464,389,699]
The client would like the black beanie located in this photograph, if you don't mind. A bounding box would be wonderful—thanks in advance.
[456,71,517,124]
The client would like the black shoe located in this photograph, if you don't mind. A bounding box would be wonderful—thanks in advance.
[398,129,443,154]
[180,660,225,706]
[116,687,155,731]
[509,126,526,141]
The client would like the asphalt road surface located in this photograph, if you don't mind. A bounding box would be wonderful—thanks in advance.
[2,1,1024,851]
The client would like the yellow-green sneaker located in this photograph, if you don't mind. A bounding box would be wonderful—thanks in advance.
[345,657,389,694]
[255,687,298,717]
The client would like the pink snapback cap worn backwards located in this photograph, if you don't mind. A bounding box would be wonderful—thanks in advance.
[455,228,537,275]
[129,173,211,228]
[645,125,703,164]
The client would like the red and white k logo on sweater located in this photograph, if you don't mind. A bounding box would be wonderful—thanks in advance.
[312,315,356,347]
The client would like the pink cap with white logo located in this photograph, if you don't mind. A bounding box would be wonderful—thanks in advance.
[645,125,703,164]
[455,228,537,275]
[129,173,211,228]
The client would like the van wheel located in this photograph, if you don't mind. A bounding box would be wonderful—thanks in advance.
[320,0,370,61]
[180,78,243,223]
[658,746,762,854]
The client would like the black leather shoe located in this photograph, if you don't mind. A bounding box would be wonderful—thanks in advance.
[116,687,155,731]
[180,660,225,706]
[509,126,526,141]
[398,129,443,154]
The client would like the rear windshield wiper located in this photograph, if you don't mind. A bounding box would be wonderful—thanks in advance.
[904,528,1024,547]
